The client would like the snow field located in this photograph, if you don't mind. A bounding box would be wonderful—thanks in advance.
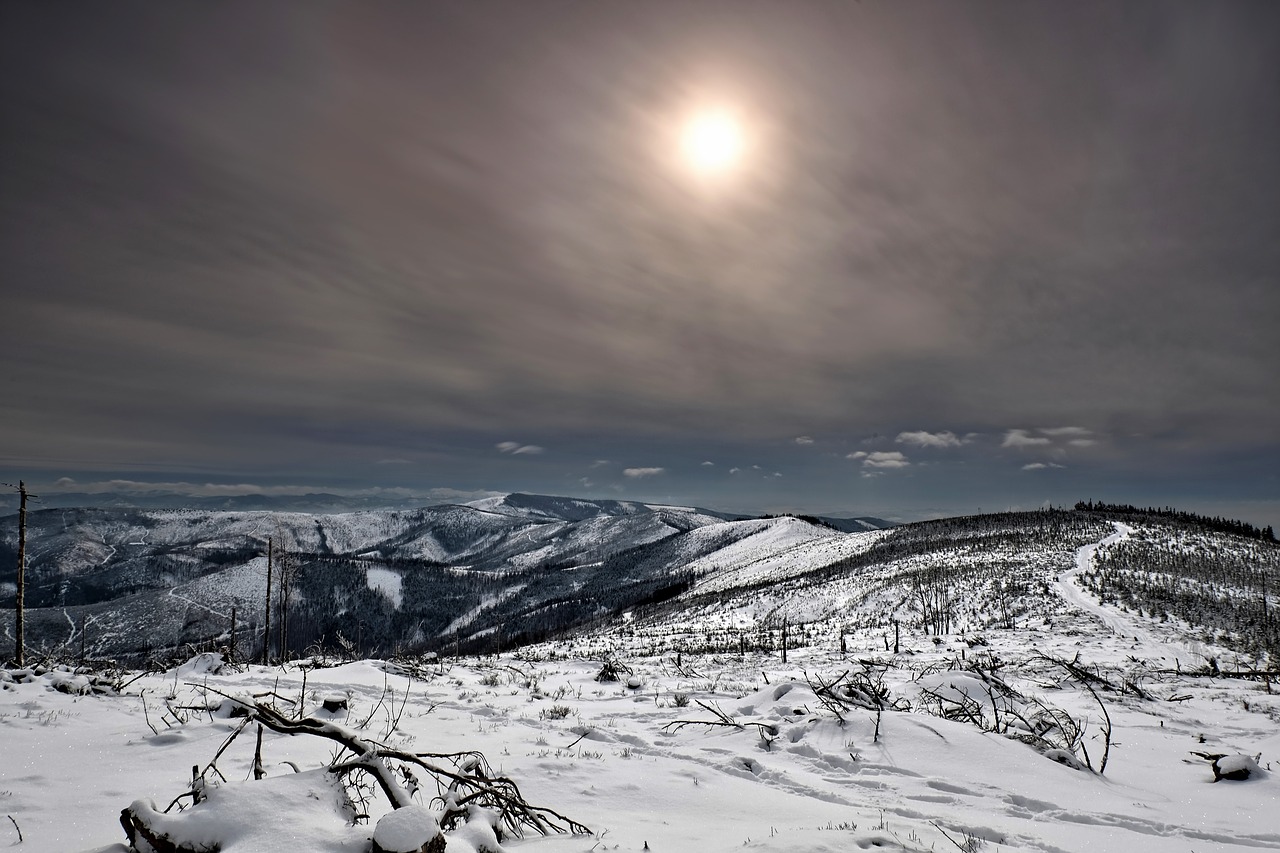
[3,519,1277,852]
[3,619,1278,853]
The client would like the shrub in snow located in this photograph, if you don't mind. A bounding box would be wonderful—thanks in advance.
[450,807,506,853]
[169,652,228,677]
[48,670,93,695]
[1,664,119,695]
[210,696,253,718]
[1043,748,1087,770]
[595,657,629,682]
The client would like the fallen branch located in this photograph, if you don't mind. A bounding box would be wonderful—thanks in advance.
[662,699,779,748]
[151,688,591,843]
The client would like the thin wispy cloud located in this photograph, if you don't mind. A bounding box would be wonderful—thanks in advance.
[896,430,963,449]
[1002,430,1052,448]
[44,478,491,502]
[794,436,815,446]
[623,467,664,478]
[496,442,544,455]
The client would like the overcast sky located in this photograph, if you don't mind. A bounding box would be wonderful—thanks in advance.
[3,1,1278,526]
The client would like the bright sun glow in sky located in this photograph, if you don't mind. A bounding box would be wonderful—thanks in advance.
[680,109,745,175]
[4,3,1279,529]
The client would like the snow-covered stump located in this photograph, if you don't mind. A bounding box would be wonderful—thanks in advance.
[373,805,445,853]
[321,691,349,713]
[1193,752,1266,782]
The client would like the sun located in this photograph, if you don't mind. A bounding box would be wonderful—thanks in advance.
[680,109,745,176]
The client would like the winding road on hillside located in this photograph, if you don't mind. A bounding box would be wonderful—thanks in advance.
[1055,521,1195,665]
[1055,522,1135,635]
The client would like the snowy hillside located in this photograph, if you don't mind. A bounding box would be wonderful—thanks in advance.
[3,540,1278,852]
[2,507,1278,852]
[0,495,892,663]
[4,503,1275,676]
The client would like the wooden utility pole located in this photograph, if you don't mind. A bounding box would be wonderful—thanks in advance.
[261,538,273,664]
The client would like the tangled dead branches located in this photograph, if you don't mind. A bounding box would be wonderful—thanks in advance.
[120,691,589,852]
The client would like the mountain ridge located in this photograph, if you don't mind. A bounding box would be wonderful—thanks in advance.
[2,495,1272,669]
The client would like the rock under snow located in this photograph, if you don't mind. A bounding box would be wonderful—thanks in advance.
[1212,753,1263,782]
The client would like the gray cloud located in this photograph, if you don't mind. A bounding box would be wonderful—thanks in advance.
[1040,427,1092,438]
[623,467,665,478]
[849,451,910,470]
[2,2,1277,529]
[496,442,544,455]
[1002,430,1053,449]
[897,431,964,449]
[44,478,473,500]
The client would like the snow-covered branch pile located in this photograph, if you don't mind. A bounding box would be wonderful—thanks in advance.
[119,691,589,853]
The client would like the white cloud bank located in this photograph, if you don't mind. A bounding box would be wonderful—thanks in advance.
[848,451,910,469]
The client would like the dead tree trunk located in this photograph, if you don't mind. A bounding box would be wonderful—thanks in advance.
[14,481,32,668]
[277,550,291,661]
[261,539,273,664]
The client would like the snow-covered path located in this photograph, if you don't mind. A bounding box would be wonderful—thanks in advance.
[167,585,231,621]
[1055,522,1134,637]
[1055,522,1197,665]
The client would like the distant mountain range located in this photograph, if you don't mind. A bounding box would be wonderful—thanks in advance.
[0,490,448,514]
[0,489,897,529]
[3,493,1271,669]
[0,493,892,663]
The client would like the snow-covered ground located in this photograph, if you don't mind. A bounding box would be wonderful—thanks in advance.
[2,531,1277,853]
